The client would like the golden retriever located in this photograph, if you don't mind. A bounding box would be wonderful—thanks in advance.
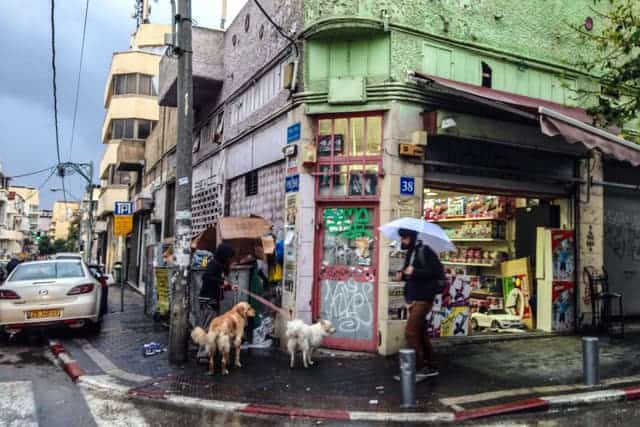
[191,301,256,375]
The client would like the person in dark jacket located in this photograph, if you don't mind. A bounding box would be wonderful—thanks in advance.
[6,256,22,276]
[199,243,236,306]
[396,228,445,378]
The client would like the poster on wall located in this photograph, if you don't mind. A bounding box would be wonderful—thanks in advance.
[552,230,575,281]
[388,283,406,320]
[552,281,575,331]
[440,307,471,337]
[154,268,170,316]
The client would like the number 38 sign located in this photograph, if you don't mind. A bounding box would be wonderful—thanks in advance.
[400,176,415,196]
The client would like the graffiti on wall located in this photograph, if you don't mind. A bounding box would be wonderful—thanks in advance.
[320,278,374,340]
[323,208,372,239]
[604,210,640,261]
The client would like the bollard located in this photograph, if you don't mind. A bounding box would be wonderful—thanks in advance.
[399,348,416,409]
[583,336,600,386]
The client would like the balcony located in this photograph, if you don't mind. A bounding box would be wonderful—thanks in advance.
[114,140,145,172]
[159,27,224,109]
[0,229,23,242]
[97,185,129,218]
[104,50,164,108]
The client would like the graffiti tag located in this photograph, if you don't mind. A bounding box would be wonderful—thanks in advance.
[320,279,373,339]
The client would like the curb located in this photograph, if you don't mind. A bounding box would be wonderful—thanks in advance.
[49,340,640,423]
[48,340,86,382]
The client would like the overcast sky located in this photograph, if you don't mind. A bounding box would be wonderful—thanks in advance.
[0,0,247,209]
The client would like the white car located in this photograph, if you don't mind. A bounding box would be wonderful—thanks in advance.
[471,308,523,330]
[0,260,103,337]
[51,252,84,260]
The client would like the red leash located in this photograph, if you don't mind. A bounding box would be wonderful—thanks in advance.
[234,287,292,320]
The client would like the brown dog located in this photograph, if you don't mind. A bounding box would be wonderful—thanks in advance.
[191,301,256,375]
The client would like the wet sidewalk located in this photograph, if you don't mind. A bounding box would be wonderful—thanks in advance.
[60,285,640,414]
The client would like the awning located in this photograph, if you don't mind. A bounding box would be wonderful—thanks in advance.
[539,107,640,167]
[410,71,640,166]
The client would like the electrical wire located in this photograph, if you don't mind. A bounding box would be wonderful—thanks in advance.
[24,168,57,203]
[252,0,299,57]
[68,0,90,161]
[50,0,62,165]
[8,166,56,180]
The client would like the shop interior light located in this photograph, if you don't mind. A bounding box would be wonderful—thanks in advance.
[441,117,457,130]
[425,188,439,197]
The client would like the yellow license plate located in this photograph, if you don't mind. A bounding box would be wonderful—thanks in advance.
[26,309,62,320]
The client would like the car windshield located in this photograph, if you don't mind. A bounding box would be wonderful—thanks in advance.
[489,309,508,315]
[9,262,85,281]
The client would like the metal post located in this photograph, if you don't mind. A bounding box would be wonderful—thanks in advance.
[168,0,193,364]
[583,336,600,386]
[85,162,94,264]
[121,237,125,313]
[399,348,416,409]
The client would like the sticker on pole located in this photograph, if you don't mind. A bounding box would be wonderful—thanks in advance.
[400,176,415,196]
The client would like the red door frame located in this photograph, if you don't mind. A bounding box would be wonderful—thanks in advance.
[313,202,380,352]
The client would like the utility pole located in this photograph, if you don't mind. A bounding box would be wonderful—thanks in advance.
[168,0,193,364]
[85,161,94,264]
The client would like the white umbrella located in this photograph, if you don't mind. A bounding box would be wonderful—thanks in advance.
[379,217,456,253]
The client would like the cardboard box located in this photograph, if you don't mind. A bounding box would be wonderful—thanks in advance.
[217,217,272,264]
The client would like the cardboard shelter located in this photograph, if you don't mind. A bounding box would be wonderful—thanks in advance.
[191,217,274,265]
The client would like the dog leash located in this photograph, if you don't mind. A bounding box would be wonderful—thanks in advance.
[232,286,292,320]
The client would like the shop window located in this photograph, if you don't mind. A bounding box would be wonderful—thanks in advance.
[245,171,258,196]
[481,62,492,88]
[315,114,382,199]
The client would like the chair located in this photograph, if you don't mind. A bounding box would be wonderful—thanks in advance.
[583,266,624,337]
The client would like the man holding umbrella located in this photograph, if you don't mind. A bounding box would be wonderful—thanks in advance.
[380,218,454,380]
[395,228,445,378]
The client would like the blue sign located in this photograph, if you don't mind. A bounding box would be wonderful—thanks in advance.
[285,175,300,193]
[400,177,415,196]
[287,123,301,144]
[114,201,134,216]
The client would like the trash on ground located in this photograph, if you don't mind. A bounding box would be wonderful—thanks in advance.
[142,342,165,357]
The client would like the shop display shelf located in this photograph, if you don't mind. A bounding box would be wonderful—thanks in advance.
[429,217,507,223]
[442,261,498,268]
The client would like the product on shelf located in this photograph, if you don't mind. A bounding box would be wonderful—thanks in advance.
[425,195,515,221]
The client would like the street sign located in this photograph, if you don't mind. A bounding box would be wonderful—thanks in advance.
[400,176,415,196]
[287,123,301,143]
[114,215,133,236]
[114,201,134,236]
[285,175,300,193]
[114,202,134,216]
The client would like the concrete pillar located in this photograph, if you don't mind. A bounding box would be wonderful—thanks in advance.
[577,150,604,326]
[378,101,425,355]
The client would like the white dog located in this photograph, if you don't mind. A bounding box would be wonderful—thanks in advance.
[286,319,336,368]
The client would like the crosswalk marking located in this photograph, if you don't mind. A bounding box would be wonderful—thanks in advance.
[79,386,149,427]
[0,381,39,427]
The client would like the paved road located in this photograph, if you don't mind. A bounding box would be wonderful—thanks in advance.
[3,332,640,426]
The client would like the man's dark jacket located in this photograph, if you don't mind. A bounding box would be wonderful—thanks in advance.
[403,243,446,303]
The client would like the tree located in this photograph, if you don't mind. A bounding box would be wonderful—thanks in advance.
[67,215,81,252]
[38,235,55,256]
[575,0,640,132]
[53,239,69,254]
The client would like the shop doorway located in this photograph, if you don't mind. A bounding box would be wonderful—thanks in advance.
[314,205,378,351]
[422,188,575,337]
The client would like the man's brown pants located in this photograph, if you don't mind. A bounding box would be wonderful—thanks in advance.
[405,300,434,370]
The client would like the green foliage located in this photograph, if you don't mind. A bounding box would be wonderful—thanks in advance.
[53,239,69,254]
[67,215,81,252]
[575,0,640,130]
[38,235,55,256]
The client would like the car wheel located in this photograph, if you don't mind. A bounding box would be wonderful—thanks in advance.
[471,319,479,331]
[491,320,500,329]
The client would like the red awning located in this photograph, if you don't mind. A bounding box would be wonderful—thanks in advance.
[411,71,640,166]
